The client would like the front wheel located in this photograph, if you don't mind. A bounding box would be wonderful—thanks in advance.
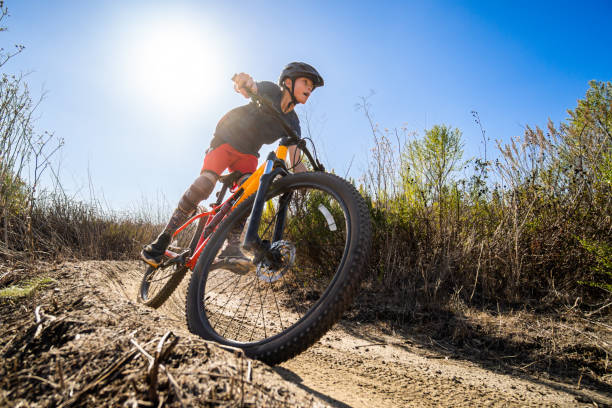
[186,172,371,364]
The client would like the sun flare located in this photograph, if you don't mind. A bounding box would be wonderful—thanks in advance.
[118,13,227,119]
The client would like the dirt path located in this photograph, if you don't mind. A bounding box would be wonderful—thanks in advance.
[279,330,607,407]
[86,261,612,406]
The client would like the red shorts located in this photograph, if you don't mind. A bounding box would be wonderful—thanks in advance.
[201,143,258,176]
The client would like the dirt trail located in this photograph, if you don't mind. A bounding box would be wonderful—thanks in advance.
[62,261,612,406]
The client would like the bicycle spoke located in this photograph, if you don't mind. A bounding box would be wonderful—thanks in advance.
[250,278,271,342]
[217,279,249,330]
[206,270,242,293]
[207,273,245,328]
[221,274,258,339]
[270,281,286,333]
[280,265,310,315]
[147,268,178,283]
[197,179,352,345]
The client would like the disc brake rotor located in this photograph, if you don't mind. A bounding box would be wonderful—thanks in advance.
[256,240,296,283]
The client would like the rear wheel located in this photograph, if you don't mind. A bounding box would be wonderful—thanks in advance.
[139,214,206,308]
[186,172,371,364]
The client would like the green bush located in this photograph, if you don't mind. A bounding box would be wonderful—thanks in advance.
[356,81,612,308]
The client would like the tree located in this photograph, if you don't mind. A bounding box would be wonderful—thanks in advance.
[401,125,464,206]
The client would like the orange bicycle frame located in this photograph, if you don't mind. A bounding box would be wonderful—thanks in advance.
[171,144,289,270]
[234,145,288,207]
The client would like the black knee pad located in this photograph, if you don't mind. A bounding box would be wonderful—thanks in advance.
[178,173,216,214]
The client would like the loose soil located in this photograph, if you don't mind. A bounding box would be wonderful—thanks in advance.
[1,261,610,407]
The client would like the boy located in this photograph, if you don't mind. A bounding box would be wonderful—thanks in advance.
[141,62,324,268]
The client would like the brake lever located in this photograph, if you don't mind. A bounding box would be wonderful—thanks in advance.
[230,76,325,172]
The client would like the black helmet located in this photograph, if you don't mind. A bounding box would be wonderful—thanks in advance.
[278,62,324,89]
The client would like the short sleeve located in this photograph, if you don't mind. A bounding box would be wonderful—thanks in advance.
[256,81,280,99]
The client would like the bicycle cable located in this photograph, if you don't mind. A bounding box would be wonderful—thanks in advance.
[243,88,324,172]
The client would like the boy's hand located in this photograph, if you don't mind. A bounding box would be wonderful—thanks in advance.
[232,73,257,98]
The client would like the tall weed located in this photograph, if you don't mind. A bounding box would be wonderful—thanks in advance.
[0,5,160,265]
[358,81,611,310]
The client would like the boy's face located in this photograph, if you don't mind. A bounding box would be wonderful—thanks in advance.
[286,77,314,104]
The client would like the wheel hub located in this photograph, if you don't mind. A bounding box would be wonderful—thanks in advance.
[256,240,296,282]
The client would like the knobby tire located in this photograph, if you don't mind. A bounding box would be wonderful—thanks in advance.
[185,172,371,365]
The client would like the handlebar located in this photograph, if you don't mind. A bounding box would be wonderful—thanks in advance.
[231,76,325,172]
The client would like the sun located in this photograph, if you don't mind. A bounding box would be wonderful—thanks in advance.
[117,12,228,120]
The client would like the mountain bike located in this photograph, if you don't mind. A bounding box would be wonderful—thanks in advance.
[139,91,372,364]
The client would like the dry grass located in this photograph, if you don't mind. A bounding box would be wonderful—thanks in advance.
[355,81,611,312]
[0,262,325,407]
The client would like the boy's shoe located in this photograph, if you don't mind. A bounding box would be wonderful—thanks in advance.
[210,256,251,275]
[211,231,252,275]
[217,242,250,260]
[140,232,171,268]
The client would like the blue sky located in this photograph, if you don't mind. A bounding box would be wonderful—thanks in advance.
[2,0,611,212]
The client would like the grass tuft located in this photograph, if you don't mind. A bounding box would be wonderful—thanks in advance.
[0,277,55,299]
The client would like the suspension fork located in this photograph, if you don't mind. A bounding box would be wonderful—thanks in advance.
[272,191,293,242]
[242,152,288,252]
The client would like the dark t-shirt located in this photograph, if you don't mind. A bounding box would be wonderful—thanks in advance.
[212,81,301,157]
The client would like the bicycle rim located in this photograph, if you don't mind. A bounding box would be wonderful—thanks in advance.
[187,172,370,363]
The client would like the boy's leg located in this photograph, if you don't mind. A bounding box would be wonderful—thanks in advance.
[141,144,239,267]
[214,153,258,264]
[141,171,218,267]
[169,170,219,232]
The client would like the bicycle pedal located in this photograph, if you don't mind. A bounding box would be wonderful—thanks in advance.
[162,249,190,267]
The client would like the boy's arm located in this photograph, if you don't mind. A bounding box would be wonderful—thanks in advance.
[287,144,308,173]
[232,72,257,98]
